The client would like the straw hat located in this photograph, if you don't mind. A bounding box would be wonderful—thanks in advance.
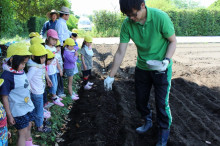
[46,9,59,19]
[58,6,70,14]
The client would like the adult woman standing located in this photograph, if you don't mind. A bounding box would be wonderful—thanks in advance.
[40,10,58,37]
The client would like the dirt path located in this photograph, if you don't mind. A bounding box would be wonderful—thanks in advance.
[59,43,220,146]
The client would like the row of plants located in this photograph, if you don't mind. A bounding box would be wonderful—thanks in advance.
[1,8,220,40]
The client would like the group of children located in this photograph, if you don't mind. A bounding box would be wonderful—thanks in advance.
[0,29,94,145]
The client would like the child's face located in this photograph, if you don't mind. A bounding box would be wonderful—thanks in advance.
[18,58,29,71]
[71,36,77,41]
[47,59,53,65]
[86,42,92,48]
[56,46,61,52]
[48,37,57,46]
[40,55,46,64]
[67,45,74,50]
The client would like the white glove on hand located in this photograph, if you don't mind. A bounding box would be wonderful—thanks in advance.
[104,76,114,91]
[157,59,169,72]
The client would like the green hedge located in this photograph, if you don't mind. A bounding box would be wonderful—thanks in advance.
[92,8,220,37]
[167,9,220,36]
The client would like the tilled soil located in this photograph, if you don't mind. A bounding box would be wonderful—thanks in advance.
[59,43,220,146]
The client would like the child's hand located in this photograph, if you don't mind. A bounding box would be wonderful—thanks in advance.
[8,131,11,139]
[75,51,78,56]
[60,71,63,77]
[47,79,53,87]
[8,116,15,125]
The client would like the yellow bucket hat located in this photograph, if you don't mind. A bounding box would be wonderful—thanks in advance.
[84,36,93,43]
[63,38,75,47]
[29,32,40,38]
[0,79,4,86]
[72,29,78,34]
[46,49,55,59]
[30,37,44,45]
[7,43,32,58]
[29,44,48,56]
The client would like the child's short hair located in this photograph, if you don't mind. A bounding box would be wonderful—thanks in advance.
[7,55,30,71]
[71,33,77,38]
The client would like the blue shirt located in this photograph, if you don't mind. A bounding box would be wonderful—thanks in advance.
[55,18,72,46]
[40,20,57,36]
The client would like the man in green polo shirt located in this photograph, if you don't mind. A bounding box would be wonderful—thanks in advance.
[104,0,176,145]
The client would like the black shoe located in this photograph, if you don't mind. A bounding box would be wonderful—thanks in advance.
[44,119,52,126]
[38,125,51,133]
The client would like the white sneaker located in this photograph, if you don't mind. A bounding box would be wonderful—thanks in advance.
[84,84,92,90]
[71,95,79,100]
[53,98,64,107]
[58,94,66,98]
[88,82,94,86]
[72,92,78,97]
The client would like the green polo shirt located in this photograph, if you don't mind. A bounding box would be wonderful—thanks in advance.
[120,7,175,70]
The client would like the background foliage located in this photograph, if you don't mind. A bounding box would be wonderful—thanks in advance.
[0,0,220,40]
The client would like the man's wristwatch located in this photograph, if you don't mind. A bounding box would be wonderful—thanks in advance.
[164,57,170,63]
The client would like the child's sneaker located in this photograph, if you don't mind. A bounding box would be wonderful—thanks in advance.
[88,82,94,86]
[38,126,51,133]
[43,109,51,119]
[53,98,64,107]
[84,84,92,90]
[44,102,54,109]
[72,92,79,97]
[71,95,79,101]
[58,94,66,98]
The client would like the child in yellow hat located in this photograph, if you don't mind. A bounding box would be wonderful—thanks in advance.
[63,38,79,100]
[27,44,51,133]
[0,43,38,146]
[81,36,94,90]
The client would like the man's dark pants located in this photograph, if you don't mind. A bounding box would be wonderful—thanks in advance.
[135,66,172,129]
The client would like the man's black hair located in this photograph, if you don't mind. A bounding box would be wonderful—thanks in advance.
[60,13,64,17]
[71,33,77,38]
[7,55,30,71]
[119,0,144,15]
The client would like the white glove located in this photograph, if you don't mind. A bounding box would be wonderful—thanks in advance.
[104,76,114,91]
[157,59,169,72]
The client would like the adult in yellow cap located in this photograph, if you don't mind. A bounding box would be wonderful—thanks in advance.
[40,9,59,37]
[26,44,52,133]
[80,35,94,90]
[63,38,79,100]
[0,42,37,146]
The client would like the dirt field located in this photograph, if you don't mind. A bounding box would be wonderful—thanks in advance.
[59,43,220,146]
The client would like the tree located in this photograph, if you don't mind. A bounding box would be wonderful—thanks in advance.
[9,0,70,21]
[66,15,78,31]
[209,0,220,9]
[146,0,176,11]
[172,0,200,9]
